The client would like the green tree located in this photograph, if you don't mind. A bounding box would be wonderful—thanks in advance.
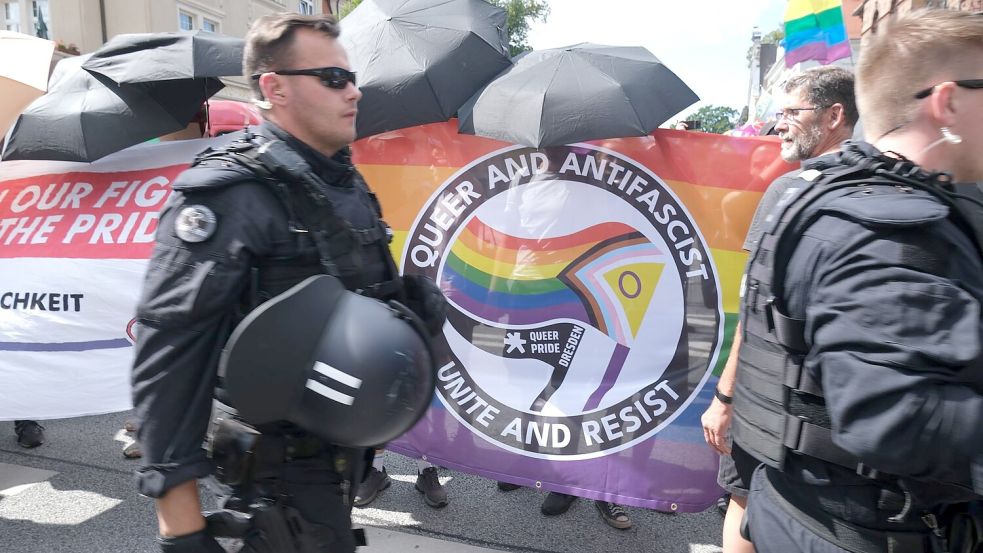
[747,26,785,65]
[339,0,362,19]
[686,105,741,135]
[486,0,550,57]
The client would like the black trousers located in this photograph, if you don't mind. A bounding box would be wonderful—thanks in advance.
[221,448,366,553]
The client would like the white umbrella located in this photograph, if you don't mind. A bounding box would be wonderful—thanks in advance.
[0,30,54,139]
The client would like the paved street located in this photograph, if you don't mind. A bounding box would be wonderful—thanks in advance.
[0,411,724,552]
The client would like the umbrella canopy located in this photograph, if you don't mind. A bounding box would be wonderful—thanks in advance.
[458,43,700,148]
[81,31,243,83]
[340,0,511,139]
[2,55,223,162]
[0,30,55,138]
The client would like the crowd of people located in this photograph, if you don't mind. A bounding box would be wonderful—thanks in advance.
[5,6,980,553]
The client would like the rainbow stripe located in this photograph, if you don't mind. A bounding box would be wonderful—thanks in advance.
[352,120,800,377]
[441,218,643,327]
[784,0,851,68]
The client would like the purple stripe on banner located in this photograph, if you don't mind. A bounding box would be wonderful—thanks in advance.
[388,394,722,512]
[0,338,132,352]
[447,291,589,326]
[582,343,630,410]
[786,40,850,67]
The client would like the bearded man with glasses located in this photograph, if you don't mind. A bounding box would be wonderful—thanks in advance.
[702,65,856,553]
[131,12,446,553]
[732,9,983,553]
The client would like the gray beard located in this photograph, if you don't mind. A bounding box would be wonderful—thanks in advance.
[780,123,823,162]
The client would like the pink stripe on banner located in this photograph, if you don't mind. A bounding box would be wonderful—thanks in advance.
[785,40,851,67]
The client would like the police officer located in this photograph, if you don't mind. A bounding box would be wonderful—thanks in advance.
[131,12,442,552]
[733,9,983,553]
[702,65,857,553]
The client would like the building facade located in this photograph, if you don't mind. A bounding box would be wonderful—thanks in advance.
[4,0,333,99]
[853,0,981,40]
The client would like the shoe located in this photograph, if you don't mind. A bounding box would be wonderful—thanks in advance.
[595,501,632,530]
[353,467,390,507]
[541,492,577,516]
[497,481,521,492]
[122,441,142,459]
[123,419,138,433]
[415,467,449,508]
[14,420,45,448]
[716,493,730,516]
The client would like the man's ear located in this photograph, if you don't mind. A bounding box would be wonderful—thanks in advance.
[826,103,845,131]
[927,82,959,128]
[257,73,287,107]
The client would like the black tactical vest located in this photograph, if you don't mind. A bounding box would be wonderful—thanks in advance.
[732,141,983,478]
[189,130,404,311]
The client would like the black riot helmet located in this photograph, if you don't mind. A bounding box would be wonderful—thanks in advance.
[219,275,437,447]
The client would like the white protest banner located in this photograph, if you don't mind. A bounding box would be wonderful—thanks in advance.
[0,137,231,420]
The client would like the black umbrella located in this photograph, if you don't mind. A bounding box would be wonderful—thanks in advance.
[81,31,243,83]
[458,43,700,148]
[2,55,223,162]
[339,0,511,138]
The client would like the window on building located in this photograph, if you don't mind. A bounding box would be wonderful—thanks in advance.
[179,10,195,31]
[299,0,314,15]
[202,18,218,32]
[3,1,20,32]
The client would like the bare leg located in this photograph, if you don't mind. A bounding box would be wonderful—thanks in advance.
[723,495,755,553]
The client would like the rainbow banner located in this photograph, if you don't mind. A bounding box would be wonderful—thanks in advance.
[784,0,851,67]
[0,123,794,512]
[357,121,796,512]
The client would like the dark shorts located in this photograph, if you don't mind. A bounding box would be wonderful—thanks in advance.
[745,464,850,553]
[717,440,759,497]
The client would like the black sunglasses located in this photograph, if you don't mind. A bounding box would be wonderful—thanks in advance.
[914,79,983,99]
[250,66,357,90]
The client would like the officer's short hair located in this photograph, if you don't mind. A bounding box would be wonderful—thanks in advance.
[856,9,983,140]
[784,66,858,128]
[243,12,342,101]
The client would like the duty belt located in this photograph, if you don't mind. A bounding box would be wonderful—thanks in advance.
[254,432,330,464]
[762,468,936,553]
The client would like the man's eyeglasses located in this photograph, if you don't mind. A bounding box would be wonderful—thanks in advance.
[914,79,983,99]
[250,66,357,90]
[774,106,827,121]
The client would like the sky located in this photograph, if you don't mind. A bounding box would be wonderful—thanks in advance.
[527,0,788,121]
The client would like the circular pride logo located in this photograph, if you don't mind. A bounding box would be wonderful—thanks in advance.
[403,145,722,459]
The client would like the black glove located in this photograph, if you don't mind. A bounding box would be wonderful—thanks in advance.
[157,528,225,553]
[401,274,447,337]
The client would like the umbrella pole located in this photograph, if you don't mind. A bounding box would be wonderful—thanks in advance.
[203,79,211,137]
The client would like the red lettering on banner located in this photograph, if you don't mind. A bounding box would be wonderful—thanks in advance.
[0,164,188,259]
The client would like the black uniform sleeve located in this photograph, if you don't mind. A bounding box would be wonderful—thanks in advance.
[132,184,275,498]
[792,209,983,487]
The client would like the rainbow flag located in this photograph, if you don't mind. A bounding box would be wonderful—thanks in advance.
[443,218,664,340]
[349,120,797,512]
[784,0,851,68]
